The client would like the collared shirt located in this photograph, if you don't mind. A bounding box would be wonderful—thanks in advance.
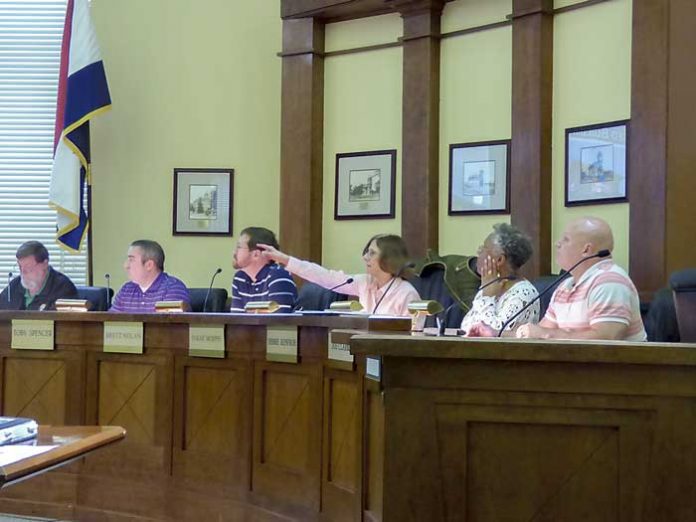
[24,274,49,308]
[286,257,421,317]
[545,259,646,341]
[110,272,190,313]
[230,263,297,313]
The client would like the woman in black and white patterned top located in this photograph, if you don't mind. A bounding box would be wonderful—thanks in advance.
[462,224,539,336]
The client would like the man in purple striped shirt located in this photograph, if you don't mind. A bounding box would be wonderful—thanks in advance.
[110,240,191,313]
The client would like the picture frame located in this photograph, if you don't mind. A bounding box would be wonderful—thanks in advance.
[334,149,396,220]
[565,120,628,206]
[173,168,234,236]
[448,140,510,215]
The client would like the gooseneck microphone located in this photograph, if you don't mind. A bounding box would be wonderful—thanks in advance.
[328,277,354,292]
[203,268,223,313]
[7,272,12,303]
[104,273,111,309]
[372,262,415,315]
[496,249,611,337]
[438,301,462,336]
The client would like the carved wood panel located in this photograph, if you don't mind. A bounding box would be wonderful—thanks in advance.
[3,357,66,425]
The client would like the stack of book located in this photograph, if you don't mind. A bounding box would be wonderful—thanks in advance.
[0,417,38,445]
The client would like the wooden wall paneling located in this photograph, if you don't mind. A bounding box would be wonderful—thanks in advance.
[398,0,445,258]
[321,366,363,522]
[665,0,696,277]
[629,0,696,298]
[279,18,325,263]
[250,326,325,516]
[628,0,669,298]
[510,0,553,278]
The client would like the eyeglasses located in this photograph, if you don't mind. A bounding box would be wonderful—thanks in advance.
[363,249,379,259]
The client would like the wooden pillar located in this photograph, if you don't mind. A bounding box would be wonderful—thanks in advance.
[398,0,445,259]
[279,18,325,262]
[510,0,553,278]
[629,0,696,299]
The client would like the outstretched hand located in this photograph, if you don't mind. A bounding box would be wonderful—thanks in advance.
[257,244,290,265]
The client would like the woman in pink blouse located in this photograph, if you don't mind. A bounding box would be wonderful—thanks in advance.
[258,234,421,316]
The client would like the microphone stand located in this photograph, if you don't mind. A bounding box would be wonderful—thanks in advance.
[203,268,222,313]
[496,249,611,337]
[104,273,111,309]
[328,277,354,292]
[7,272,12,304]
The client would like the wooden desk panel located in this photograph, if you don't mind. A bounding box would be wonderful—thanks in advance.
[351,335,696,522]
[0,311,409,521]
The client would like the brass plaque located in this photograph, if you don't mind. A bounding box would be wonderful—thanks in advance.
[103,322,144,354]
[328,330,354,364]
[11,320,54,350]
[266,325,298,363]
[189,325,225,358]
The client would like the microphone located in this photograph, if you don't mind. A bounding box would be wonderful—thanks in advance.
[104,273,111,309]
[372,261,415,315]
[478,275,518,291]
[438,301,462,336]
[7,272,12,303]
[203,268,223,312]
[328,277,354,292]
[496,249,611,337]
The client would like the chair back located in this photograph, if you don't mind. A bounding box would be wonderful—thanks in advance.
[76,286,114,311]
[411,265,466,329]
[644,287,680,342]
[670,269,696,342]
[531,275,562,319]
[296,282,350,311]
[188,288,229,313]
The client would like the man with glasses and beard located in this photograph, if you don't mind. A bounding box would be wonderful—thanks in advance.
[0,241,78,310]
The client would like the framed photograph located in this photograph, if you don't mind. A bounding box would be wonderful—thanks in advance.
[565,120,628,206]
[448,140,510,215]
[173,168,233,236]
[334,149,396,220]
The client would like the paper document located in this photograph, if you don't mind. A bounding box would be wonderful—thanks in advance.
[0,445,57,467]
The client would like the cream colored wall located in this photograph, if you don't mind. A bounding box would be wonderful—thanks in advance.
[90,0,281,289]
[552,0,632,270]
[323,15,403,274]
[439,0,512,257]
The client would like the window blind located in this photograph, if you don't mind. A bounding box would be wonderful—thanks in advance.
[0,0,88,288]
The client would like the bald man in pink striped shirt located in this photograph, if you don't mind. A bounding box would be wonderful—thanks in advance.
[516,217,646,341]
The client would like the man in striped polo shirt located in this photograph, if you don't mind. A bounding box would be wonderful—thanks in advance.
[517,217,646,341]
[110,240,191,313]
[230,227,297,313]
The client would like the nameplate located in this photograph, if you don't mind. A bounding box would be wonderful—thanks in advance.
[366,356,381,381]
[103,322,144,354]
[266,326,298,363]
[328,331,354,365]
[189,325,225,358]
[11,320,54,350]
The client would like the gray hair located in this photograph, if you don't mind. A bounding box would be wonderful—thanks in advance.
[16,241,49,263]
[489,223,533,270]
[131,239,165,271]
